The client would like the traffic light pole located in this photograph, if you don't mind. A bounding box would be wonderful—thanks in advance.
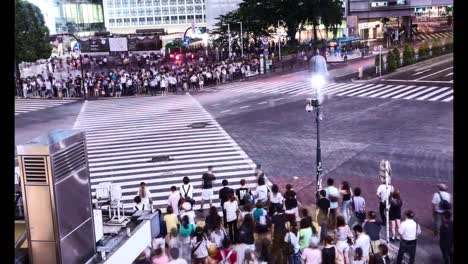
[315,102,322,202]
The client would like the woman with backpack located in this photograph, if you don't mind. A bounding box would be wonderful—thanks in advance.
[389,189,403,241]
[179,177,195,209]
[253,201,269,237]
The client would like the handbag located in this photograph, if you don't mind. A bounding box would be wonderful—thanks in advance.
[368,240,378,264]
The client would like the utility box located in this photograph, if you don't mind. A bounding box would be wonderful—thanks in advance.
[16,130,96,264]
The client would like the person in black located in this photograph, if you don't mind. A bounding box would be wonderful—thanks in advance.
[236,179,252,209]
[439,211,453,264]
[270,207,288,264]
[238,214,255,246]
[200,166,216,211]
[322,235,336,264]
[316,190,330,242]
[284,184,298,223]
[254,164,265,179]
[204,206,222,233]
[363,211,382,254]
[219,179,233,227]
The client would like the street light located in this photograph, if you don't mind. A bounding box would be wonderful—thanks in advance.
[306,96,322,202]
[238,22,243,58]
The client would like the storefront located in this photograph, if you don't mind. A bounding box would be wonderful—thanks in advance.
[414,6,452,17]
[358,20,383,40]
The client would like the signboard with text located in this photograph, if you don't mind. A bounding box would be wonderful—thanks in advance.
[127,36,162,51]
[79,38,110,52]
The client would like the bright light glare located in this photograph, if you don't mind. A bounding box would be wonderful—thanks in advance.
[311,74,326,89]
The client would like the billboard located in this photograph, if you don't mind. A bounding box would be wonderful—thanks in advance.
[79,38,110,52]
[109,37,128,52]
[127,36,162,51]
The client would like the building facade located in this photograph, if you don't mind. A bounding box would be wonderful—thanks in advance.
[102,0,207,34]
[26,0,106,37]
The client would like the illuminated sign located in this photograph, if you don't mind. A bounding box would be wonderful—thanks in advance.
[371,1,388,7]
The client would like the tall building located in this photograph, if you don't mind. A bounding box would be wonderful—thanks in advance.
[26,0,106,37]
[102,0,207,34]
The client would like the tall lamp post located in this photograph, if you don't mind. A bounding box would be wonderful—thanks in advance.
[227,23,232,59]
[238,22,244,58]
[278,21,282,61]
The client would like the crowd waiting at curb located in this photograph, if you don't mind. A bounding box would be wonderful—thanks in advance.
[15,53,267,99]
[130,165,453,264]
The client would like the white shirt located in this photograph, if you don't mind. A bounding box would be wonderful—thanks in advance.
[134,203,148,211]
[432,191,451,213]
[180,210,196,225]
[284,232,300,254]
[399,219,421,241]
[269,192,284,204]
[325,186,339,209]
[224,200,239,222]
[255,185,269,202]
[354,233,371,258]
[376,184,394,203]
[135,189,152,207]
[167,191,181,215]
[180,184,194,198]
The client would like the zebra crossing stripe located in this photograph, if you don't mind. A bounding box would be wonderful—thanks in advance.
[402,86,439,100]
[378,85,419,98]
[357,85,395,97]
[343,84,386,97]
[264,82,305,94]
[74,95,260,209]
[391,86,427,99]
[325,83,363,95]
[428,90,453,101]
[335,84,375,96]
[414,87,451,101]
[15,98,77,115]
[442,96,453,102]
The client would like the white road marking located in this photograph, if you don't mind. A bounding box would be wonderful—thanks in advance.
[415,66,453,80]
[220,109,232,113]
[230,99,239,103]
[383,79,453,84]
[445,73,453,77]
[258,101,268,105]
[411,69,432,76]
[273,98,284,101]
[442,96,453,102]
[239,105,250,109]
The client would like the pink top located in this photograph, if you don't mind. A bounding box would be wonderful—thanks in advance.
[152,254,169,264]
[302,248,322,264]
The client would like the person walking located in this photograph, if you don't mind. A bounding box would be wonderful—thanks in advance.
[219,179,233,228]
[352,225,371,263]
[298,218,313,253]
[335,215,353,264]
[301,236,322,264]
[339,181,353,224]
[179,177,195,208]
[432,183,451,236]
[363,211,381,255]
[164,205,179,234]
[321,235,337,264]
[315,190,330,242]
[396,210,421,264]
[136,182,153,210]
[201,166,216,212]
[268,184,284,216]
[351,187,366,227]
[284,184,299,223]
[324,178,339,230]
[270,207,288,264]
[439,211,453,264]
[285,223,301,264]
[390,190,403,241]
[167,186,181,216]
[236,179,253,210]
[191,227,210,264]
[179,215,195,263]
[224,191,239,243]
[204,206,222,233]
[376,179,394,226]
[254,176,269,208]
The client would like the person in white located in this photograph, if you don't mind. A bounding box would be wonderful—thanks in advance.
[179,176,194,205]
[431,183,451,236]
[352,224,371,262]
[397,210,421,264]
[224,192,239,243]
[309,49,328,76]
[168,248,188,264]
[167,186,181,215]
[22,81,29,98]
[135,182,152,210]
[254,176,269,207]
[376,179,394,225]
[324,178,339,228]
[180,202,196,225]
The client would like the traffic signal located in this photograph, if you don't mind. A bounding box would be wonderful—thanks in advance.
[196,27,207,34]
[175,54,180,61]
[379,159,392,184]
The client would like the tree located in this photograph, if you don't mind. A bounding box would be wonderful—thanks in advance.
[15,0,52,78]
[417,43,430,61]
[319,0,344,39]
[270,0,307,44]
[392,48,400,67]
[402,44,416,66]
[386,50,397,72]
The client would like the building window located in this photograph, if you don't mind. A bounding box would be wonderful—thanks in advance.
[155,17,161,24]
[186,0,193,4]
[170,6,177,14]
[162,7,169,15]
[186,6,193,13]
[146,8,153,16]
[130,9,137,16]
[107,0,115,8]
[123,9,129,17]
[108,9,115,18]
[122,0,129,7]
[109,18,115,26]
[116,18,123,26]
[178,6,185,14]
[147,17,154,24]
[129,0,136,6]
[124,18,130,25]
[162,16,170,24]
[145,0,153,6]
[178,0,185,4]
[178,15,186,23]
[131,17,138,25]
[154,0,160,5]
[138,8,145,16]
[162,0,168,5]
[195,5,202,14]
[187,15,194,20]
[171,16,178,24]
[155,7,161,15]
[170,0,177,5]
[115,9,122,17]
[194,0,201,3]
[139,17,146,25]
[115,0,121,8]
[195,14,202,23]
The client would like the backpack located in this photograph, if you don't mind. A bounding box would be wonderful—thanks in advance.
[242,191,253,204]
[438,192,451,211]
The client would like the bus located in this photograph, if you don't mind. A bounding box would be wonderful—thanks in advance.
[325,36,369,62]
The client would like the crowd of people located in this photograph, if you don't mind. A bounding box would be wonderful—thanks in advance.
[15,52,265,99]
[130,165,453,264]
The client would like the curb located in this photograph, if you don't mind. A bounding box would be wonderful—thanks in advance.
[352,53,453,83]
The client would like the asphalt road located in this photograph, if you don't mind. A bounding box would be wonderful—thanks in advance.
[379,59,453,86]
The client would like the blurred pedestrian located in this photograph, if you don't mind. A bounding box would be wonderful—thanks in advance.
[432,183,451,236]
[439,211,453,264]
[201,166,216,211]
[390,190,403,241]
[363,211,381,254]
[396,210,421,264]
[302,236,322,264]
[324,178,339,229]
[339,181,353,224]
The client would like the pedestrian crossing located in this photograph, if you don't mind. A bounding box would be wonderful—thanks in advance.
[73,95,261,211]
[210,80,453,102]
[15,98,78,116]
[416,32,453,40]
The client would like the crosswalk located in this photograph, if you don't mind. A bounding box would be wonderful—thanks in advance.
[207,81,453,102]
[73,95,260,211]
[416,32,453,40]
[15,98,78,116]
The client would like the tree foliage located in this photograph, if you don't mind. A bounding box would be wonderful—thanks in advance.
[15,0,52,64]
[402,44,416,66]
[386,50,397,72]
[392,48,400,67]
